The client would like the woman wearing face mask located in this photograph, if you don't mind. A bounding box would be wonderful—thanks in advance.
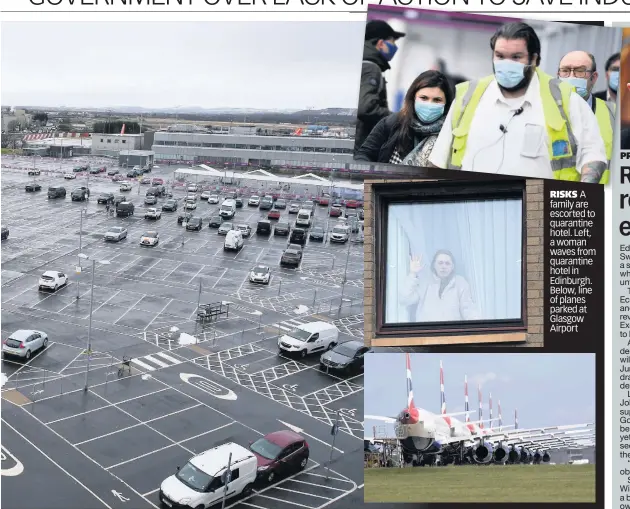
[398,250,480,323]
[354,70,454,165]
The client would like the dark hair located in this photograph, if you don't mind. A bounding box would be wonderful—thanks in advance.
[395,70,454,155]
[605,52,620,71]
[431,249,455,275]
[490,22,541,66]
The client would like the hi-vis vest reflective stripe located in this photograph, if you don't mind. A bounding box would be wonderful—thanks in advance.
[447,68,580,181]
[594,97,615,185]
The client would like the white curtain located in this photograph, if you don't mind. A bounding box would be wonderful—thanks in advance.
[385,198,522,324]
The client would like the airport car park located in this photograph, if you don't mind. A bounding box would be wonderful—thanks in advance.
[1,160,365,509]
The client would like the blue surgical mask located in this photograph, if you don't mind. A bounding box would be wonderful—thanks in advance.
[561,77,589,98]
[379,41,398,62]
[494,60,527,89]
[609,70,619,92]
[414,100,445,123]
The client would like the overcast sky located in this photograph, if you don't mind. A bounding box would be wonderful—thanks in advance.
[365,353,595,436]
[1,22,365,110]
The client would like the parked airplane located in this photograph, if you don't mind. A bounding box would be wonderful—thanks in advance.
[365,354,595,466]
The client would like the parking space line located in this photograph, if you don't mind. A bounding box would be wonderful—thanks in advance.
[45,388,170,424]
[114,255,142,273]
[138,259,163,278]
[1,283,37,304]
[113,294,146,325]
[143,298,174,331]
[257,494,314,508]
[142,488,160,497]
[186,264,206,285]
[255,248,265,263]
[240,503,267,509]
[179,421,235,444]
[289,479,348,492]
[4,342,57,380]
[1,418,114,509]
[212,268,228,289]
[87,290,121,318]
[161,261,183,280]
[73,404,203,447]
[273,487,333,500]
[303,472,349,483]
[105,443,179,470]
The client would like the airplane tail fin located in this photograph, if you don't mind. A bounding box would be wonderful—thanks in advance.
[515,408,519,430]
[406,353,416,411]
[489,392,493,426]
[464,375,470,423]
[499,400,503,430]
[478,384,483,429]
[440,360,446,415]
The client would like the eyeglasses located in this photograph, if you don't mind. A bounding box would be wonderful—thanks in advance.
[558,67,594,78]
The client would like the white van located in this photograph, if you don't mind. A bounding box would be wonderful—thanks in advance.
[330,225,350,243]
[224,230,244,251]
[295,209,312,228]
[278,321,339,358]
[220,199,236,219]
[159,442,257,508]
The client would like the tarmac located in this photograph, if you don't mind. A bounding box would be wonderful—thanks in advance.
[1,158,365,509]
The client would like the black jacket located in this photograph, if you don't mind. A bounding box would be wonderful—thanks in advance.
[621,127,630,151]
[592,89,609,101]
[354,43,391,155]
[355,113,405,163]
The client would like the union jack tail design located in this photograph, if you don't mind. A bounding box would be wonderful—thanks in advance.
[406,353,415,410]
[498,400,503,429]
[464,375,470,422]
[478,384,483,430]
[489,392,493,425]
[120,124,126,135]
[440,360,451,426]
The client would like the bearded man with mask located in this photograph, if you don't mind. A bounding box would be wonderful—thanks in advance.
[428,22,607,183]
[557,51,615,183]
[355,20,405,155]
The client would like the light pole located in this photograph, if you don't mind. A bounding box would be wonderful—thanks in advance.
[78,253,110,392]
[338,236,352,311]
[76,208,88,300]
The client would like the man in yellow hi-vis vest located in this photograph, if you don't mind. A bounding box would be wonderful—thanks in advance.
[428,22,608,184]
[556,51,615,184]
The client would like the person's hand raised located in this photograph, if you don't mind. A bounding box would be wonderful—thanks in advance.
[409,254,424,275]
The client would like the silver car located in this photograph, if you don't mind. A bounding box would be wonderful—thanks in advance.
[2,329,48,360]
[104,226,128,242]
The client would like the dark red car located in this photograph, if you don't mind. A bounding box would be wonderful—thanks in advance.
[98,166,107,173]
[318,196,329,206]
[345,199,359,208]
[249,430,310,484]
[152,178,164,185]
[268,209,281,220]
[329,206,342,217]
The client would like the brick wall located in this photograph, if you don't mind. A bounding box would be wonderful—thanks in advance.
[364,178,545,348]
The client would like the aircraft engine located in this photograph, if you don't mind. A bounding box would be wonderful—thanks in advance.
[472,441,494,463]
[542,451,551,463]
[520,448,531,463]
[508,445,521,463]
[533,450,543,464]
[493,444,509,464]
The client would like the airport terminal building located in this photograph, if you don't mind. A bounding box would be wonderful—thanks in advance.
[151,131,371,171]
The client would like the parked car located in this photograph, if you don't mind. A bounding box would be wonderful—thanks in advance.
[113,195,126,206]
[274,221,290,236]
[1,227,9,240]
[345,199,360,209]
[89,167,100,175]
[280,246,302,267]
[259,195,274,210]
[218,222,234,235]
[201,190,213,200]
[208,215,223,228]
[186,217,203,231]
[318,196,330,206]
[151,178,164,185]
[224,230,244,251]
[107,169,119,176]
[158,443,256,509]
[187,184,199,193]
[140,231,159,246]
[144,195,158,205]
[288,202,300,214]
[208,194,220,204]
[329,206,343,217]
[358,209,364,220]
[47,186,66,199]
[71,187,90,201]
[119,182,133,192]
[64,172,76,180]
[319,340,371,373]
[39,270,68,291]
[248,195,260,206]
[73,166,84,173]
[162,199,178,211]
[185,199,197,210]
[104,226,128,242]
[116,201,135,217]
[330,225,350,243]
[278,322,339,358]
[25,183,41,192]
[268,208,281,220]
[178,212,193,225]
[235,198,243,208]
[144,208,162,220]
[289,228,307,246]
[2,329,49,361]
[256,220,272,235]
[237,224,252,237]
[97,193,114,204]
[147,185,166,197]
[127,169,140,178]
[28,169,40,176]
[309,226,325,242]
[140,177,151,185]
[249,431,310,484]
[249,265,271,284]
[275,199,287,209]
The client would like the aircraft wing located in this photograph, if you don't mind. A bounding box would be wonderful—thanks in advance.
[475,423,594,442]
[364,414,398,424]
